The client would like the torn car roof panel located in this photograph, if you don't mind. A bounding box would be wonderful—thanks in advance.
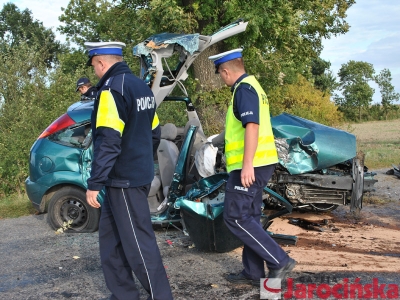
[133,33,200,56]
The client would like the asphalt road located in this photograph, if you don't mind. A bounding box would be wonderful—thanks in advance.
[1,213,400,300]
[0,214,109,299]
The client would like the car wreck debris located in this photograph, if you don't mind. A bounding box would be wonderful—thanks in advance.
[288,218,340,232]
[26,19,377,252]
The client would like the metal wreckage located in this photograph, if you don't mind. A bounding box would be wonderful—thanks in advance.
[89,20,378,251]
[128,19,379,251]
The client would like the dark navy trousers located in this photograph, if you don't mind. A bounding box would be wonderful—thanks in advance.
[99,185,173,300]
[223,165,289,280]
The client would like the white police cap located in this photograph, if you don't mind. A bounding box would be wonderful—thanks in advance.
[208,48,243,66]
[84,41,126,66]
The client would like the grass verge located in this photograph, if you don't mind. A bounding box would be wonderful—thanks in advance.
[359,140,400,169]
[341,119,400,170]
[0,194,37,219]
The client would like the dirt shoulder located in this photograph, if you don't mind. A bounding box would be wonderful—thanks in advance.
[268,205,400,273]
[1,167,399,299]
[265,167,400,274]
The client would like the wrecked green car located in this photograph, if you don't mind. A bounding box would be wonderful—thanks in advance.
[132,20,377,251]
[27,20,376,241]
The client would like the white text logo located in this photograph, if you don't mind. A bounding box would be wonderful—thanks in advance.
[234,186,248,192]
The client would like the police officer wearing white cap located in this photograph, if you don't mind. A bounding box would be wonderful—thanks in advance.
[209,49,296,285]
[84,41,172,300]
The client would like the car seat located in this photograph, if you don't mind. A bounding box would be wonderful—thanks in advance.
[149,123,180,214]
[184,119,208,156]
[183,119,209,191]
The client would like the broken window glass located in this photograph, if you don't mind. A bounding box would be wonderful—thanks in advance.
[48,123,91,149]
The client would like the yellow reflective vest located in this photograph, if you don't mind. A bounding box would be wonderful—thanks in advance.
[225,75,278,173]
[152,112,160,130]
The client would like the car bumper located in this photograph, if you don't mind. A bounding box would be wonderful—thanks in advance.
[25,177,49,212]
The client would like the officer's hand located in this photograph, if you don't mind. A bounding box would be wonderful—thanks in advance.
[241,165,255,188]
[86,189,101,208]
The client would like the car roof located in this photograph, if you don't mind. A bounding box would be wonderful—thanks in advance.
[67,100,93,123]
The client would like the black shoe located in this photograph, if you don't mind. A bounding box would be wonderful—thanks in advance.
[226,272,259,286]
[268,258,297,279]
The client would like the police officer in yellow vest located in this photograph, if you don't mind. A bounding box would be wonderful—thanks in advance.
[209,49,296,285]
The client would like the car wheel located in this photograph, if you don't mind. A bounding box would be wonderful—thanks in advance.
[47,186,100,232]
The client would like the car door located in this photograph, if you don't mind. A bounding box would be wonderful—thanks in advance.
[79,130,105,204]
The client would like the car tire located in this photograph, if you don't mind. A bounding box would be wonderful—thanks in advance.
[47,186,100,232]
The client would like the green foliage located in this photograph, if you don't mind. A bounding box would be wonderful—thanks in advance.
[268,75,343,126]
[364,103,400,122]
[58,49,88,75]
[157,101,188,127]
[311,57,337,94]
[58,0,146,68]
[366,104,384,121]
[0,41,45,193]
[0,40,86,195]
[374,68,400,120]
[58,0,113,45]
[0,2,62,66]
[58,0,355,93]
[143,0,199,34]
[383,105,400,119]
[335,60,375,122]
[225,0,354,90]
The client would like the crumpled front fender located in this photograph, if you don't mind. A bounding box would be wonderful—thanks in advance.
[271,113,356,175]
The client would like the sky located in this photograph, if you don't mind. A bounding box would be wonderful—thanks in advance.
[1,0,399,103]
[320,0,400,103]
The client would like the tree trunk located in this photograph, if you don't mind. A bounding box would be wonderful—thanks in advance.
[192,44,225,91]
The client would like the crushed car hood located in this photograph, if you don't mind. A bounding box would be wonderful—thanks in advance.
[271,113,356,175]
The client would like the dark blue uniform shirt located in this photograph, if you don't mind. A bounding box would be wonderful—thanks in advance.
[87,62,156,191]
[82,86,98,100]
[231,73,260,127]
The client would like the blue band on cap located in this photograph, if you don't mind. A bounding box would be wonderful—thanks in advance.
[214,52,242,66]
[88,48,123,57]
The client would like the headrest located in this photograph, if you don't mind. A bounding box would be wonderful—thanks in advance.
[161,123,177,140]
[184,119,201,136]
